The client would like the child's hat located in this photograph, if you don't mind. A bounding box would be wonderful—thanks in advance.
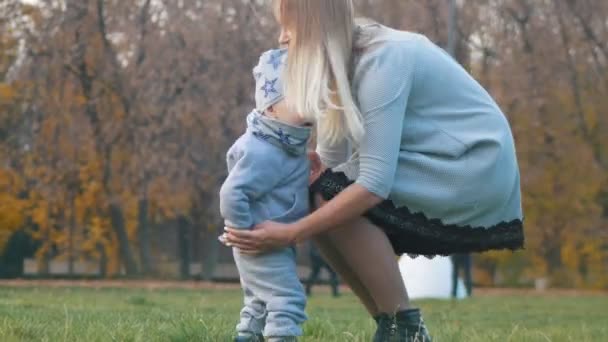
[253,48,287,113]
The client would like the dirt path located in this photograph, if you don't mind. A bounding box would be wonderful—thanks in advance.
[0,279,241,290]
[1,280,606,296]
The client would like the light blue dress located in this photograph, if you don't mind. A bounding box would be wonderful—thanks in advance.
[315,24,523,255]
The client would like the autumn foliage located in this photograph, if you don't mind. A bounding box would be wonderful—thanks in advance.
[1,0,607,288]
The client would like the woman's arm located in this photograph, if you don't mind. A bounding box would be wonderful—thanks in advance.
[294,41,416,241]
[291,183,383,242]
[223,182,382,252]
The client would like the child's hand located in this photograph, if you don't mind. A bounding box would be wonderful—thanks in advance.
[308,151,326,185]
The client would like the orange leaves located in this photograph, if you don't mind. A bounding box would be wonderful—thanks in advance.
[0,169,27,252]
[0,29,19,78]
[0,193,26,251]
[30,201,50,234]
[148,177,193,220]
[0,83,16,103]
[443,0,608,288]
[0,0,602,283]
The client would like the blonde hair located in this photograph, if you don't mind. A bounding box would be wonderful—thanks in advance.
[274,0,364,145]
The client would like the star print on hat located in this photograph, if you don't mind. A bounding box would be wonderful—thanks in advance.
[267,49,287,70]
[260,78,279,98]
[253,48,287,113]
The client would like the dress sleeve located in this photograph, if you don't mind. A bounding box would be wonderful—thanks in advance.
[353,41,417,199]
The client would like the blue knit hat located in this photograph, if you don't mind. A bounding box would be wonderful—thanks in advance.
[253,48,288,113]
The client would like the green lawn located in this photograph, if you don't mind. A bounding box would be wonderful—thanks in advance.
[0,286,606,341]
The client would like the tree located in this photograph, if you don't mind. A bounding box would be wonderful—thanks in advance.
[1,0,605,287]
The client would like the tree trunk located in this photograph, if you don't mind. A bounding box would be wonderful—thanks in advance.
[66,0,137,278]
[137,197,152,276]
[39,227,51,276]
[97,242,107,278]
[109,203,138,276]
[201,230,220,281]
[177,216,191,279]
[39,252,50,276]
[446,0,458,57]
[68,193,76,276]
[0,230,29,278]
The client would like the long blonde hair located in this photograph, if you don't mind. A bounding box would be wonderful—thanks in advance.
[273,0,364,145]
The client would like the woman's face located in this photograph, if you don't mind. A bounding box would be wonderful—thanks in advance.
[274,0,292,48]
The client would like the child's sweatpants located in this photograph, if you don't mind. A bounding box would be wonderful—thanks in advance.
[233,247,307,337]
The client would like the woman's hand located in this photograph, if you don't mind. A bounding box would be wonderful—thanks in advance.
[308,150,326,185]
[222,221,299,255]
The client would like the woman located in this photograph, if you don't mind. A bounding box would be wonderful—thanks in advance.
[224,1,524,341]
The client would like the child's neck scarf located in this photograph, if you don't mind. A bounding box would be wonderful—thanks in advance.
[247,110,311,156]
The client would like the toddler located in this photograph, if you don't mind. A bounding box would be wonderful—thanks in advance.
[219,48,311,342]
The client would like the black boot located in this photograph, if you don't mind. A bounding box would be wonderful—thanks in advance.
[372,309,432,342]
[372,313,397,342]
[395,309,432,342]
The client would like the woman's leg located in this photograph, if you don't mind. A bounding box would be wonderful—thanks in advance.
[312,194,409,315]
[313,234,379,315]
[322,216,410,314]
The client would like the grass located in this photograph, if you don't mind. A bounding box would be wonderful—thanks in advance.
[0,286,606,341]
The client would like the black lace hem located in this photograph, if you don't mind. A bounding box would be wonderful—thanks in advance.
[310,169,524,257]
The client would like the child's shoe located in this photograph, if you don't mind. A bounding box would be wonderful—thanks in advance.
[234,333,264,342]
[266,337,297,342]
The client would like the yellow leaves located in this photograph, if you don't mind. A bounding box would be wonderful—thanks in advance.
[74,95,88,106]
[34,243,50,261]
[0,168,27,252]
[0,167,21,189]
[105,233,122,276]
[0,32,18,76]
[563,238,608,289]
[502,78,608,287]
[0,83,17,103]
[4,0,607,285]
[122,192,139,240]
[148,177,193,220]
[31,202,50,232]
[561,241,580,272]
[0,193,26,251]
[81,216,111,256]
